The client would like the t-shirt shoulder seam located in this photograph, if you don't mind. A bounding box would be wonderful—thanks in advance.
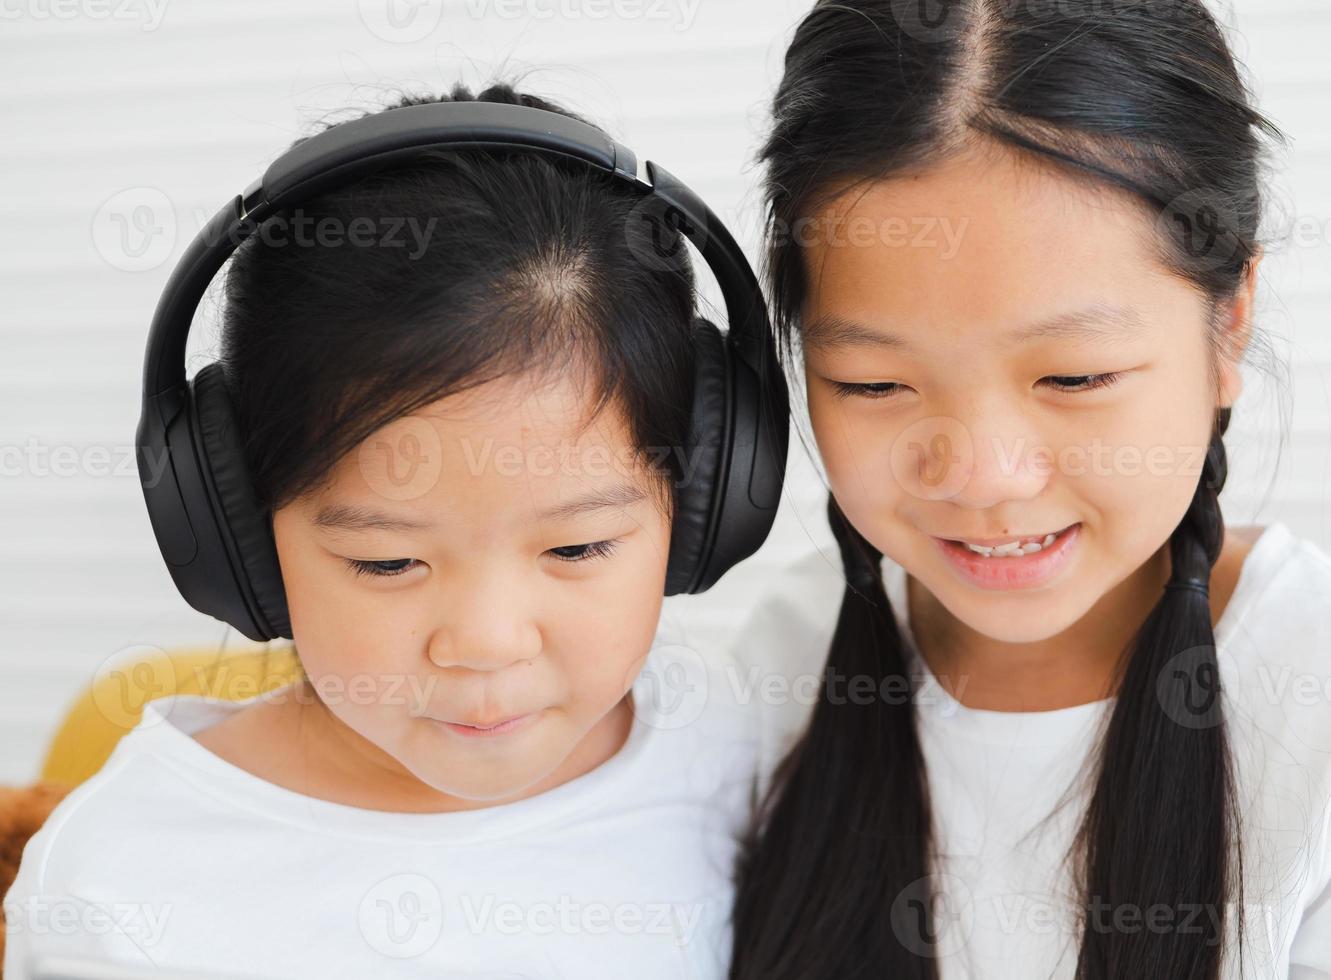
[17,744,145,894]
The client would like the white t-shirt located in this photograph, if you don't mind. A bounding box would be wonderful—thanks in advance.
[3,612,761,980]
[731,520,1331,979]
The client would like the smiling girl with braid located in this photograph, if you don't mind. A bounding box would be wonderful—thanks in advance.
[726,1,1331,978]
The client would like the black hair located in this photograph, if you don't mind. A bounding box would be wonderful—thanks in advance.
[730,2,1286,979]
[218,81,696,523]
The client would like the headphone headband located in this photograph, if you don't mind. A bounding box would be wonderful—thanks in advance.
[142,101,775,402]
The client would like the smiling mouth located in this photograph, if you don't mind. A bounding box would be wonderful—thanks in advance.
[942,522,1080,549]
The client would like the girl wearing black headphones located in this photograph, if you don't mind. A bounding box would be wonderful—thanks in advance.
[5,82,785,980]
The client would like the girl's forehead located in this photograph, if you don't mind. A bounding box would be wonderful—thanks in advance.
[801,153,1186,346]
[310,373,642,504]
[304,408,656,526]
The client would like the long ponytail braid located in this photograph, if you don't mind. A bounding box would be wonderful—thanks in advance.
[730,494,938,978]
[1074,405,1243,978]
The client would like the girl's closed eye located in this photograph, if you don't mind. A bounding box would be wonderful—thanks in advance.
[343,557,420,579]
[828,371,1125,400]
[546,539,620,564]
[342,539,622,579]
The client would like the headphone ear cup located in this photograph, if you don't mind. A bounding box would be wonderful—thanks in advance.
[665,318,731,595]
[190,363,292,639]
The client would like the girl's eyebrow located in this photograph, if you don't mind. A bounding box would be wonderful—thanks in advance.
[536,482,647,521]
[313,482,647,533]
[804,302,1147,354]
[313,504,431,533]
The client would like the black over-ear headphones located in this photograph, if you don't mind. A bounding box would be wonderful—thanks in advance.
[136,100,790,642]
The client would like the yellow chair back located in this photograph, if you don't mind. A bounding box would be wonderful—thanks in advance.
[40,644,304,788]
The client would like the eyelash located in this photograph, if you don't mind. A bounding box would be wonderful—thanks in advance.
[342,540,621,579]
[829,372,1124,401]
[344,558,419,579]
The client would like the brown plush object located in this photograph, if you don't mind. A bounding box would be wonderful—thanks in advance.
[0,780,73,970]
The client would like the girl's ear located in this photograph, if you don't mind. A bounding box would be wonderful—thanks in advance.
[1217,246,1262,410]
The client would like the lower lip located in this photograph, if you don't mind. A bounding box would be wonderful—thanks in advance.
[933,522,1082,591]
[435,712,539,739]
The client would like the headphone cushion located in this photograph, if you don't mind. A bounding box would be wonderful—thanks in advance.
[191,363,292,638]
[666,318,730,595]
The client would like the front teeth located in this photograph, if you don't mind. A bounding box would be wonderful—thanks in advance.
[962,531,1058,557]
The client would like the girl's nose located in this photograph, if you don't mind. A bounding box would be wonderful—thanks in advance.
[943,413,1050,512]
[425,567,543,672]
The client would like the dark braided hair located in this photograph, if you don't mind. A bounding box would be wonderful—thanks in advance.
[729,0,1286,977]
[1075,404,1239,978]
